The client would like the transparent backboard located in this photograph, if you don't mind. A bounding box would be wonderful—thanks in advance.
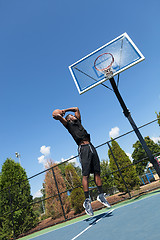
[68,32,145,94]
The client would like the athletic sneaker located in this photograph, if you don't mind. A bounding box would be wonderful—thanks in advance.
[97,193,111,208]
[83,198,94,216]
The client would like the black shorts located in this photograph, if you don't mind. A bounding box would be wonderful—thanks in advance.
[78,143,100,176]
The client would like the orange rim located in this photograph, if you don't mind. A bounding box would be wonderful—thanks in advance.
[94,53,114,72]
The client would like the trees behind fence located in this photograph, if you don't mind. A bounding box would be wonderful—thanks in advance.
[0,117,160,239]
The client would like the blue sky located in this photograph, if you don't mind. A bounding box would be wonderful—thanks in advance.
[0,0,160,197]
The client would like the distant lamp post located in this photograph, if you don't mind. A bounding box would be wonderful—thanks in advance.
[15,152,21,165]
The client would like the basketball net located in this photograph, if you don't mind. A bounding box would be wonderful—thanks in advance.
[103,67,113,79]
[94,52,114,79]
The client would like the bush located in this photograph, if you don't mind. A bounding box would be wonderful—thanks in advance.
[65,164,85,214]
[70,187,85,214]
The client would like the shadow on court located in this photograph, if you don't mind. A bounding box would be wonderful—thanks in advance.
[85,211,113,226]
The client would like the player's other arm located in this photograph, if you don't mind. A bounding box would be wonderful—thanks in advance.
[52,109,67,126]
[63,107,81,121]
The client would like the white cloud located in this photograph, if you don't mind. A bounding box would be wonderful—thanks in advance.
[38,145,51,168]
[40,145,51,156]
[38,155,45,164]
[151,137,160,144]
[33,189,43,199]
[109,127,120,139]
[126,153,133,162]
[61,155,80,167]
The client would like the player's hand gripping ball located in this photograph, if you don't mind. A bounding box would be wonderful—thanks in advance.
[52,109,65,120]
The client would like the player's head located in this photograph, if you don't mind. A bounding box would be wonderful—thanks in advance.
[65,114,76,121]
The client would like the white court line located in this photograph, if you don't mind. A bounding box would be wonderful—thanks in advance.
[25,191,160,240]
[71,225,92,240]
[71,192,160,240]
[71,209,114,240]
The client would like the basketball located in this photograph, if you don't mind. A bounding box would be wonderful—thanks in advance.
[52,109,65,119]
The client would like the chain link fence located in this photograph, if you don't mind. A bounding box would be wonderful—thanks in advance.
[0,118,160,239]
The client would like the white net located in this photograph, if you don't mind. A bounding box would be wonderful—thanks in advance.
[94,53,114,72]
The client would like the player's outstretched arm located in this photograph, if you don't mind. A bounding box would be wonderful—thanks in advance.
[62,107,81,121]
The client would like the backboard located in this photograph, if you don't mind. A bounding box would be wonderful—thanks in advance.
[68,32,145,94]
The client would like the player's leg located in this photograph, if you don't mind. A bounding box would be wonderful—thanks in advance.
[82,175,89,197]
[90,143,111,208]
[82,175,94,216]
[79,145,94,216]
[94,173,111,208]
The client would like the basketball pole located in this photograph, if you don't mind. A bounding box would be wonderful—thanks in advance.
[109,77,160,177]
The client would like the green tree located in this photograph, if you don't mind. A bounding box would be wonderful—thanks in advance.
[58,162,67,180]
[100,160,115,195]
[32,197,44,219]
[0,172,2,237]
[65,164,85,214]
[108,140,140,192]
[58,161,82,187]
[0,158,37,239]
[132,136,160,176]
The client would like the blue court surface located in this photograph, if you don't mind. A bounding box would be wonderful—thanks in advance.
[22,191,160,240]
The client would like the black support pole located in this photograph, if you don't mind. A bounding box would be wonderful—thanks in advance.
[109,77,160,177]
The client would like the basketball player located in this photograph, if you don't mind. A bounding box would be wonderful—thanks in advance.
[52,107,111,216]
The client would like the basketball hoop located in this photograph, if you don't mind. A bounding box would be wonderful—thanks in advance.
[94,53,114,78]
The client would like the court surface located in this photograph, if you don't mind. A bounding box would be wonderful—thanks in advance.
[20,190,160,240]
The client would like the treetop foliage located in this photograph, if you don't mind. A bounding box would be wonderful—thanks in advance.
[0,158,37,239]
[108,140,140,192]
[132,136,160,175]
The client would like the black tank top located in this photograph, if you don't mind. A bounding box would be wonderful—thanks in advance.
[65,118,90,145]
